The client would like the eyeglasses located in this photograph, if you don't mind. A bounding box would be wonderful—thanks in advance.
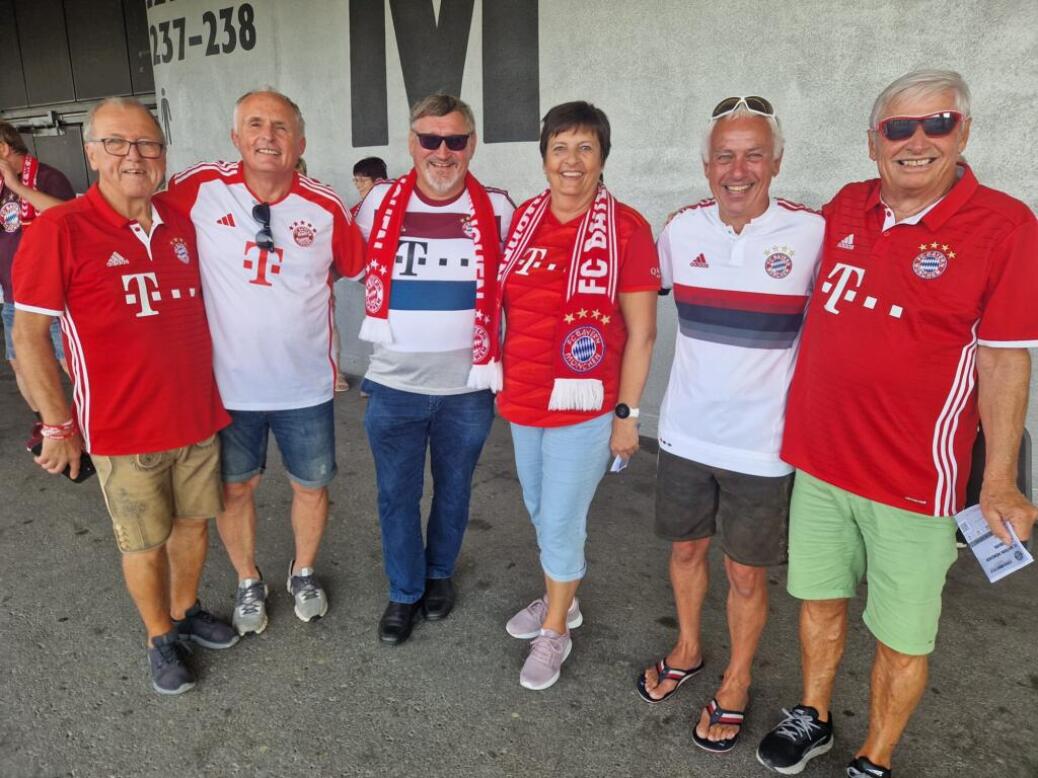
[86,137,165,159]
[875,111,963,142]
[252,203,275,251]
[711,96,775,119]
[414,132,471,151]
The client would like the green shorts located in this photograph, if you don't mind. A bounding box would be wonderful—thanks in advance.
[787,470,958,656]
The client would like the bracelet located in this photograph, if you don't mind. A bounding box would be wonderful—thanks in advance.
[40,418,78,440]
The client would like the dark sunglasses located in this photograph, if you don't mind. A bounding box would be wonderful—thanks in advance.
[876,111,963,141]
[711,96,775,119]
[252,203,275,251]
[414,132,471,151]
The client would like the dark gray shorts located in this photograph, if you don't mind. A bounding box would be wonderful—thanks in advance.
[654,450,793,567]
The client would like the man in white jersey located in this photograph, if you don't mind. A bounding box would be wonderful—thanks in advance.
[355,94,514,645]
[164,89,364,635]
[637,97,823,754]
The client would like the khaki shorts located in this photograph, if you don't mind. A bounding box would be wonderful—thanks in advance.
[93,435,222,553]
[654,450,793,567]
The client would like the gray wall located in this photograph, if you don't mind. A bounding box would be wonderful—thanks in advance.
[148,0,1038,437]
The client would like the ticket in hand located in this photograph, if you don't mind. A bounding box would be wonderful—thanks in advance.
[954,504,1033,583]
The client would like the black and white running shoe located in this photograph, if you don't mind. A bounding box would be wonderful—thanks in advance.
[847,756,892,777]
[757,704,834,774]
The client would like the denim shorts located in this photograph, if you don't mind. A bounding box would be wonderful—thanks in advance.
[3,302,65,362]
[219,400,337,489]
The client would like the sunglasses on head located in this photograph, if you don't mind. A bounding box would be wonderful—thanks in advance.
[414,132,471,151]
[875,111,963,141]
[252,203,275,251]
[711,96,775,119]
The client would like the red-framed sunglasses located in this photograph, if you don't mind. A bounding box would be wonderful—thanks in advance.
[875,111,963,141]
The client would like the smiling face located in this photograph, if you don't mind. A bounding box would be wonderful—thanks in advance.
[868,89,969,205]
[408,111,475,201]
[231,92,306,181]
[703,114,781,231]
[85,103,166,204]
[543,127,603,211]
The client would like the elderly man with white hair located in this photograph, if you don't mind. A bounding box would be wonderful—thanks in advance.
[757,70,1038,777]
[637,96,823,754]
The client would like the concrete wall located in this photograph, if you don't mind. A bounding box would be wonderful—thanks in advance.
[147,0,1038,435]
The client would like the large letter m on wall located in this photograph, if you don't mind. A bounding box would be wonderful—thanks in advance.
[349,0,539,147]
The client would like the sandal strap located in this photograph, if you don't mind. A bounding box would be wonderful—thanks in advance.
[706,698,745,726]
[655,658,702,682]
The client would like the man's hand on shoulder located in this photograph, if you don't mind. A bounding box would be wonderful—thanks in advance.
[979,478,1037,543]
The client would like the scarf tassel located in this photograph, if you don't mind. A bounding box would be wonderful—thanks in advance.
[467,360,503,392]
[547,378,604,412]
[359,315,393,345]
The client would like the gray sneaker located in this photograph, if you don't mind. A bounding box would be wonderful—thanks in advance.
[174,601,239,649]
[147,630,195,695]
[506,595,583,639]
[286,559,329,622]
[519,628,573,690]
[233,577,269,636]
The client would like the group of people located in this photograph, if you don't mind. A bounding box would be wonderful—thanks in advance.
[3,66,1036,778]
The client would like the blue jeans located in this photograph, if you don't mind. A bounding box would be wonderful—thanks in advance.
[362,380,495,604]
[510,413,613,581]
[219,400,337,489]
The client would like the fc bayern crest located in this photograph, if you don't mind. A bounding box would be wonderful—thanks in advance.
[472,325,491,362]
[170,237,191,264]
[0,201,20,233]
[365,275,385,313]
[459,215,476,239]
[765,252,793,279]
[912,249,948,279]
[562,325,605,374]
[291,220,316,247]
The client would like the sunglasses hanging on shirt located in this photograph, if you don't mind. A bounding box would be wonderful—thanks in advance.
[252,202,275,250]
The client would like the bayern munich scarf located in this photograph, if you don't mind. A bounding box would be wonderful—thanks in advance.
[359,169,503,390]
[0,154,40,226]
[495,185,620,412]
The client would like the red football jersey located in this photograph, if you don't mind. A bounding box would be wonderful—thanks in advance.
[497,202,660,427]
[13,185,229,455]
[782,166,1038,515]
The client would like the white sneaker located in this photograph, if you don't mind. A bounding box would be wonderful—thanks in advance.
[506,595,583,639]
[232,577,268,636]
[519,628,572,690]
[286,559,329,622]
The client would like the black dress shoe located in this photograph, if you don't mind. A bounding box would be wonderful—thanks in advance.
[422,577,455,621]
[378,601,421,645]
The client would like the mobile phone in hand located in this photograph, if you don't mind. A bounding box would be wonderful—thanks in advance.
[29,441,97,483]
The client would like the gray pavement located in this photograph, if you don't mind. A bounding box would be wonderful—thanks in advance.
[1,370,1037,778]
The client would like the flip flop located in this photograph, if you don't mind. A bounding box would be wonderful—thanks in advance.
[636,657,704,704]
[691,697,747,753]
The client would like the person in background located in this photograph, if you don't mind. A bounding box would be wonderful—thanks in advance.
[495,101,659,690]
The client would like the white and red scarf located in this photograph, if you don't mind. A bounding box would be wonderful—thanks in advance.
[359,169,503,390]
[495,185,620,411]
[0,154,41,227]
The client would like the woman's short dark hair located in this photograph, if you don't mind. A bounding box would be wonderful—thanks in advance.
[353,156,388,180]
[539,101,611,164]
[0,121,29,155]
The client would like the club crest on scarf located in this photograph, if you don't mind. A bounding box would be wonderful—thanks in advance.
[562,325,605,373]
[365,275,385,313]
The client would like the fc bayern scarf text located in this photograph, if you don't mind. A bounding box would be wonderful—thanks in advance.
[496,185,619,411]
[359,169,503,390]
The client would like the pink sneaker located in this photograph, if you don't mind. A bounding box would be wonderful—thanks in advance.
[505,596,583,639]
[519,628,572,690]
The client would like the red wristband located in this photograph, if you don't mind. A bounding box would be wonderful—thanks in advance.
[40,418,78,440]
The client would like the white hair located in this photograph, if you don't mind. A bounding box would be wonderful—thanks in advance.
[700,104,784,163]
[233,87,306,134]
[84,97,164,143]
[869,69,971,129]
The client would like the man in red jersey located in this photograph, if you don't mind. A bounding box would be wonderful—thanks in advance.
[757,71,1038,778]
[13,97,236,696]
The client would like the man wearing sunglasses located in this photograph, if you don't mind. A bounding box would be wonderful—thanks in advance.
[354,94,514,645]
[12,97,235,695]
[758,70,1038,778]
[164,89,365,636]
[641,97,823,755]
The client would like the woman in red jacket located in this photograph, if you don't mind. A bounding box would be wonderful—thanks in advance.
[494,101,659,690]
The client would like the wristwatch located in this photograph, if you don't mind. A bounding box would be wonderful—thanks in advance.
[614,403,640,419]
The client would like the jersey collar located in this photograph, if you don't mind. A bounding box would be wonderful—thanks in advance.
[866,163,977,230]
[85,184,163,232]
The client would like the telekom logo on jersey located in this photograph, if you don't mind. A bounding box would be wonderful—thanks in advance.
[121,272,199,317]
[243,241,285,286]
[821,262,905,320]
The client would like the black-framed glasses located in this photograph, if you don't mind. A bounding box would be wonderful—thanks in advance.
[252,203,275,251]
[875,111,963,141]
[711,96,775,119]
[414,132,471,151]
[86,137,165,159]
